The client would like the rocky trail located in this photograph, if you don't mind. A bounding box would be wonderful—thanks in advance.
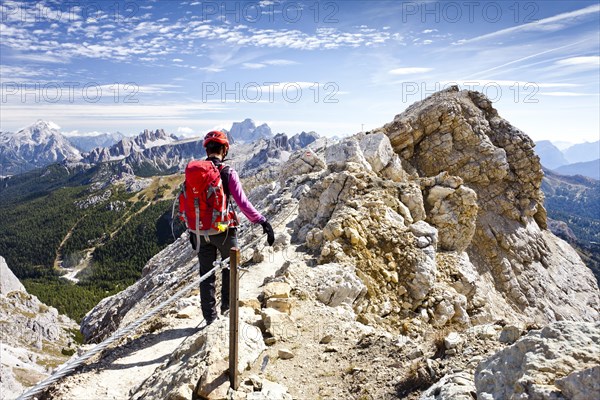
[42,243,292,400]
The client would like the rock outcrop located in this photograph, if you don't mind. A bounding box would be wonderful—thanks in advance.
[294,86,599,331]
[475,322,600,400]
[0,256,79,399]
[378,87,599,324]
[1,255,25,294]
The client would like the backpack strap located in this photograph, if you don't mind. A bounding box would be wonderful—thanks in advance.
[218,164,239,226]
[219,165,231,198]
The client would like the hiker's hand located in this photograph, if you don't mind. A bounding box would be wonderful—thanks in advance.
[261,220,275,246]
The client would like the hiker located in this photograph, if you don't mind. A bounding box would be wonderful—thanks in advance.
[180,130,275,325]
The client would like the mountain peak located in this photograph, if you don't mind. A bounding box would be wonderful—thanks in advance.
[35,119,60,131]
[229,118,273,143]
[16,120,62,137]
[0,120,81,174]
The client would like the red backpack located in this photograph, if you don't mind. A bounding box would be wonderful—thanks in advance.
[176,160,237,243]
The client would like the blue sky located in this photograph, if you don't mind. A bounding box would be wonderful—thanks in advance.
[0,0,599,143]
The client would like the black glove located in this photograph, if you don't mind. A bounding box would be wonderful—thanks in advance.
[261,220,275,246]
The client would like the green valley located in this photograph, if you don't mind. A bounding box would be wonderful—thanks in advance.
[0,163,184,321]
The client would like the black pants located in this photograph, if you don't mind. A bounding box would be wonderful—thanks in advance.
[190,229,238,323]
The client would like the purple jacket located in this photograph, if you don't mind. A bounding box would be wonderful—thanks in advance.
[206,157,265,224]
[226,168,265,224]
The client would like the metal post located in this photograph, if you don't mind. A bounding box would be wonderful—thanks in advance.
[229,247,240,390]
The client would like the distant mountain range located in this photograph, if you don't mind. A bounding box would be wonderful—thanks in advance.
[535,139,599,180]
[542,168,600,282]
[66,132,126,152]
[555,159,600,180]
[0,118,278,177]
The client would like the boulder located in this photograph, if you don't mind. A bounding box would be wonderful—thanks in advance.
[325,139,372,173]
[313,263,366,307]
[246,379,292,400]
[555,366,600,400]
[475,322,600,400]
[359,133,395,173]
[278,348,295,360]
[421,371,476,400]
[261,308,297,341]
[262,282,291,300]
[131,316,265,399]
[279,148,325,183]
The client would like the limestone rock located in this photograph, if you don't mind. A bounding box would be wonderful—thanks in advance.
[498,325,522,344]
[239,298,261,312]
[325,138,372,173]
[261,308,297,341]
[409,221,438,250]
[266,298,293,315]
[424,183,478,252]
[359,133,395,173]
[555,365,600,400]
[279,148,325,184]
[1,256,25,294]
[475,321,600,400]
[246,379,292,400]
[401,183,427,222]
[380,153,408,182]
[197,359,229,400]
[421,371,476,400]
[262,282,291,300]
[132,316,265,399]
[278,348,294,360]
[444,332,462,349]
[313,263,366,307]
[175,305,197,319]
[0,256,79,399]
[381,86,600,323]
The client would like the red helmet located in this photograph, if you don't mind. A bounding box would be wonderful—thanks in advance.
[203,130,229,151]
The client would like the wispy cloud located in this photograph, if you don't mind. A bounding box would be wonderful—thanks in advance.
[264,59,298,66]
[556,56,600,67]
[538,91,597,97]
[389,67,433,75]
[242,63,266,69]
[455,4,600,44]
[440,80,581,88]
[464,41,586,78]
[241,59,298,69]
[177,126,194,134]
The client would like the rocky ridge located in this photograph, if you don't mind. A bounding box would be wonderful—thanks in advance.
[83,128,178,164]
[39,87,599,399]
